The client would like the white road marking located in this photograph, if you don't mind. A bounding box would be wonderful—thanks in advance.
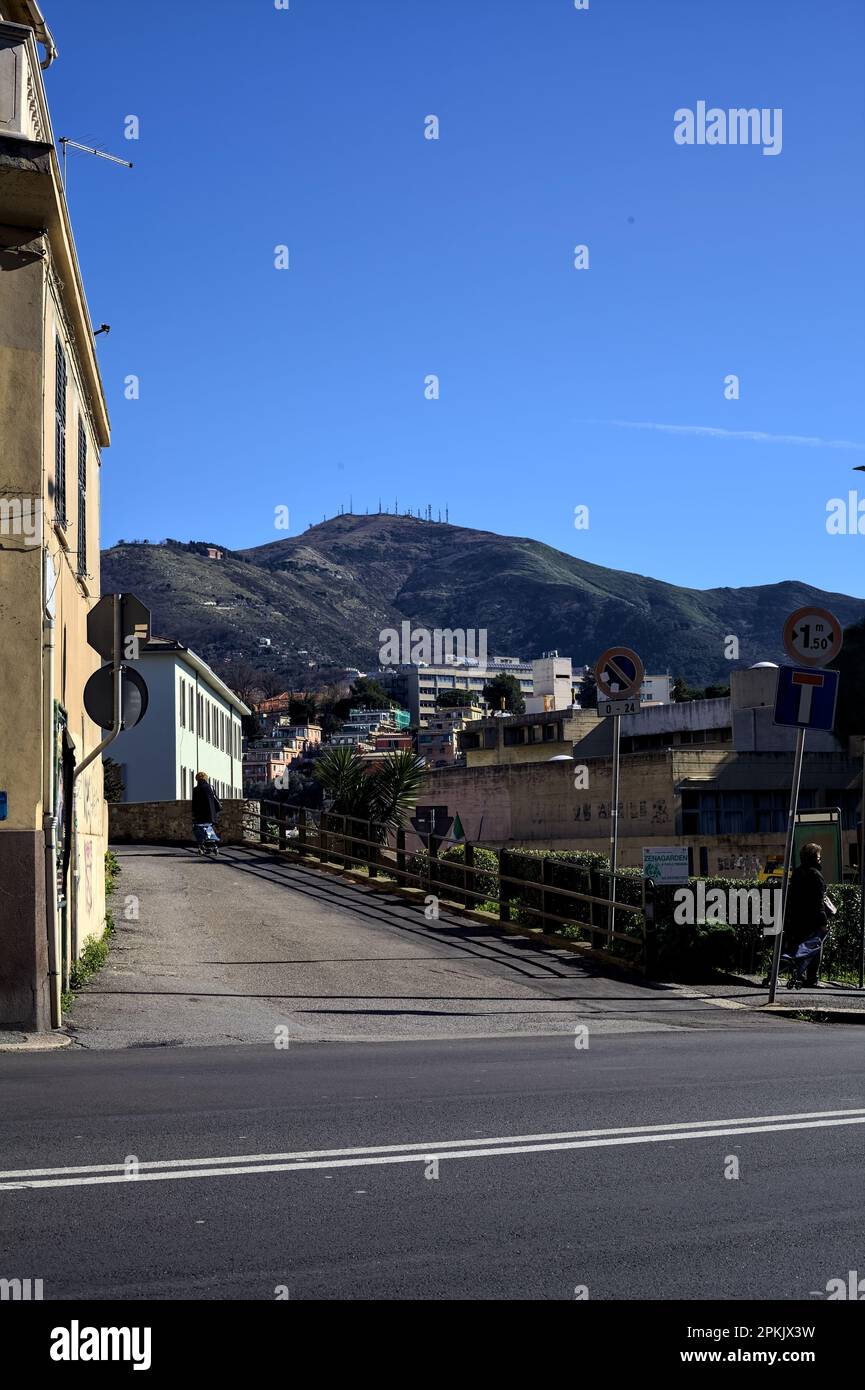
[2,1106,865,1192]
[1,1105,863,1181]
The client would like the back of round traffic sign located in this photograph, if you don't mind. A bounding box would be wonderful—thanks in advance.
[594,646,645,699]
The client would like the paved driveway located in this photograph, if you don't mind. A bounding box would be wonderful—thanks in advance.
[67,845,775,1049]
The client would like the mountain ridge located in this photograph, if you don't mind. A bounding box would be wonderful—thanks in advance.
[101,515,865,685]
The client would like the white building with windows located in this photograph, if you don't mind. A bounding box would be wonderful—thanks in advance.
[640,673,673,705]
[381,656,536,727]
[109,640,249,803]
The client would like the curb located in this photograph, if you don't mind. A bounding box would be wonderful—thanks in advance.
[761,1006,865,1025]
[0,1031,73,1052]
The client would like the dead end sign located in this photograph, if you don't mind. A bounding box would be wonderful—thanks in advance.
[87,593,151,661]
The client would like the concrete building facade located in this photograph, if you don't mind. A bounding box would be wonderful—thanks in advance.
[0,4,110,1029]
[423,667,862,876]
[525,653,574,714]
[110,642,249,803]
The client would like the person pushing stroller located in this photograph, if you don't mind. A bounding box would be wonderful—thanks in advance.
[191,771,222,856]
[781,842,832,989]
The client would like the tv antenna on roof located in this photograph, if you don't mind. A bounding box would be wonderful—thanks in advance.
[58,137,133,193]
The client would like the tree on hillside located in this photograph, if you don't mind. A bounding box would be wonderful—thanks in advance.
[576,670,597,708]
[102,757,124,802]
[257,671,290,699]
[673,677,731,702]
[672,676,701,702]
[348,676,395,710]
[482,673,525,715]
[316,683,349,737]
[215,660,261,707]
[241,710,264,740]
[289,695,317,725]
[435,688,474,709]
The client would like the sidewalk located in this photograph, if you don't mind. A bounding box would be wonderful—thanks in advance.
[686,976,865,1022]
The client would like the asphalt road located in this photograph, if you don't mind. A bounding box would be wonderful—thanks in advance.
[6,845,863,1305]
[66,846,767,1048]
[2,1028,865,1300]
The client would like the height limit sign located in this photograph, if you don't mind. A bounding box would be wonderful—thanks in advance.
[782,606,843,668]
[774,605,843,733]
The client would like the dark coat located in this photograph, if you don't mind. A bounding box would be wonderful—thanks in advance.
[785,864,828,946]
[191,781,221,824]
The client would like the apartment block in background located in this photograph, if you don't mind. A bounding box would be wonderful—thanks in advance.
[380,657,535,727]
[525,653,573,713]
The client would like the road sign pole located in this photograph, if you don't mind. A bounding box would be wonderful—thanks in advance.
[859,742,865,991]
[594,646,643,948]
[75,595,124,781]
[768,726,806,1004]
[608,709,621,946]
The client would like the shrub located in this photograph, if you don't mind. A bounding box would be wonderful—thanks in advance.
[68,929,110,992]
[405,841,862,983]
[105,849,121,897]
[407,844,499,905]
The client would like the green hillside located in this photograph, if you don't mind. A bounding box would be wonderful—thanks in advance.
[101,515,865,686]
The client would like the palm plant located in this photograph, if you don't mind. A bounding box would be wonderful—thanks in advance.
[314,746,425,839]
[315,745,425,872]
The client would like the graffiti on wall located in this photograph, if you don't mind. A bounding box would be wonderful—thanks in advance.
[83,838,93,916]
[574,799,669,825]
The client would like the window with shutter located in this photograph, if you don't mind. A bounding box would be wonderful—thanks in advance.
[55,337,67,527]
[76,418,86,574]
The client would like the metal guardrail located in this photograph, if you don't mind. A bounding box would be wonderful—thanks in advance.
[243,799,652,971]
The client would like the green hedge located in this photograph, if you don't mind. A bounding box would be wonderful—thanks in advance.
[406,842,863,983]
[407,844,499,905]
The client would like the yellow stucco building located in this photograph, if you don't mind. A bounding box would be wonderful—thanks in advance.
[0,3,110,1029]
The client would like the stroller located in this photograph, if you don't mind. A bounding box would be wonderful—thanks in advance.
[193,821,220,857]
[781,932,826,990]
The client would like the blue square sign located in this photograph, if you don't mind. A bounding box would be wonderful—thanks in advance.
[773,666,840,731]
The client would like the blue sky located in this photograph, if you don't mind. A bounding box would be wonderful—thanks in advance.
[48,0,865,595]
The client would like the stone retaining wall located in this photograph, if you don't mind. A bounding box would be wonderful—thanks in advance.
[109,800,255,845]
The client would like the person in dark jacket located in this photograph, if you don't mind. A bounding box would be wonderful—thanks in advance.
[191,772,221,851]
[783,842,829,986]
